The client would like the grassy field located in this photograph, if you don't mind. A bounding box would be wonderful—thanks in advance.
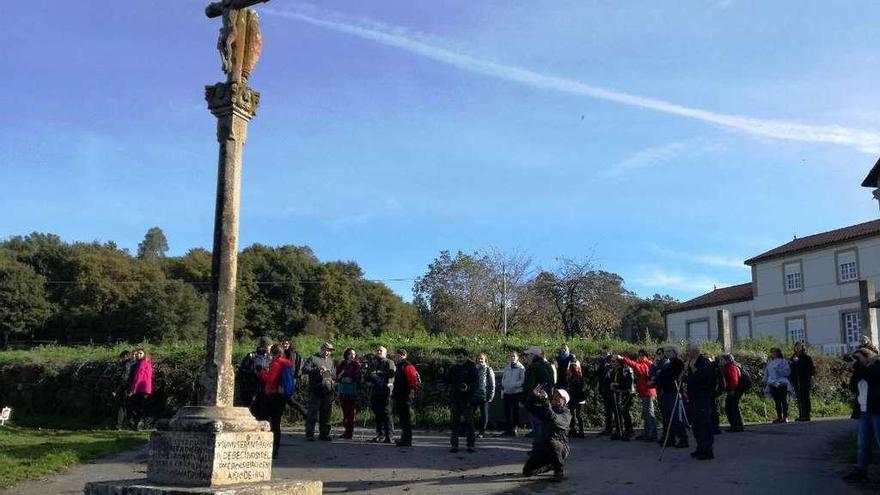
[0,424,148,488]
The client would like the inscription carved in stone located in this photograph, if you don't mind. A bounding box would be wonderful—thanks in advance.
[147,431,273,486]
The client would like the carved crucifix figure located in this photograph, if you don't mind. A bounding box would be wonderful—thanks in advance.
[207,0,267,83]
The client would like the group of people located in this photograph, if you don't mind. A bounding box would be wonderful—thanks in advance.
[237,337,420,458]
[110,347,153,431]
[232,335,880,482]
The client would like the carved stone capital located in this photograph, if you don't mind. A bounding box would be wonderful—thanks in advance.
[205,81,260,120]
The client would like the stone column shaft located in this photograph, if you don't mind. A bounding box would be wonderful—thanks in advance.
[201,81,260,407]
[717,309,732,353]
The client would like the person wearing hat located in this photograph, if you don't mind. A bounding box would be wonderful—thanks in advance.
[522,385,572,481]
[237,336,274,419]
[522,347,554,453]
[302,342,336,441]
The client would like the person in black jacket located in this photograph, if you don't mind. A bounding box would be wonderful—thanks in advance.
[609,357,635,441]
[522,385,572,481]
[554,344,576,389]
[844,348,880,482]
[366,345,396,443]
[655,346,687,448]
[685,343,715,460]
[597,347,615,435]
[447,350,479,452]
[790,341,816,422]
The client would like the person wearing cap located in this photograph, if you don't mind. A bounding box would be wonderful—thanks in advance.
[522,347,554,453]
[522,385,572,481]
[302,342,336,441]
[237,336,273,419]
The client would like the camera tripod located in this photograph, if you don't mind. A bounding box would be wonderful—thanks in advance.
[658,381,691,462]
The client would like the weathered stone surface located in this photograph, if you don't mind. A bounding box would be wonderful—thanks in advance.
[147,431,272,486]
[84,479,321,495]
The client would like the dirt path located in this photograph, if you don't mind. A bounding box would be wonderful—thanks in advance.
[2,418,868,495]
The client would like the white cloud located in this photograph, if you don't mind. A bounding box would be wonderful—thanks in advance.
[264,6,880,154]
[602,141,690,178]
[651,245,748,270]
[633,270,718,293]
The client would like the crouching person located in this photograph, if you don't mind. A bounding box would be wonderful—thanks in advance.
[522,385,571,482]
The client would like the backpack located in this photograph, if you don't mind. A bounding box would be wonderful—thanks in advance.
[280,366,296,400]
[737,365,753,393]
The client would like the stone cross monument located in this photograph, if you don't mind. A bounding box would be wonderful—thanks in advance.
[85,2,320,493]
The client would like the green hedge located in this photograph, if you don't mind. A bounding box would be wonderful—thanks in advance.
[0,335,853,429]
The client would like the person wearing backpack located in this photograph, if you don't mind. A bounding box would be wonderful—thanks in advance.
[336,348,363,439]
[392,349,420,447]
[720,354,744,432]
[259,344,293,459]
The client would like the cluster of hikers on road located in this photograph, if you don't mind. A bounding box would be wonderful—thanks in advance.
[115,334,880,483]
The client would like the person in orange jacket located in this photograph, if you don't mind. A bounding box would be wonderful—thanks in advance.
[259,344,293,459]
[618,349,658,442]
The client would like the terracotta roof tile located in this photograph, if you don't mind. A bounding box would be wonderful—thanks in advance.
[666,283,753,314]
[744,219,880,265]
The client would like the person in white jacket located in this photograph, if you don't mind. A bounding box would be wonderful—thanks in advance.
[501,351,526,436]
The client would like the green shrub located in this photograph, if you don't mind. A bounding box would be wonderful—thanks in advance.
[0,336,852,429]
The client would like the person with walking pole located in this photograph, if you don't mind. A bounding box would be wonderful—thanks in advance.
[609,356,635,441]
[659,374,691,461]
[655,345,688,448]
[790,340,815,422]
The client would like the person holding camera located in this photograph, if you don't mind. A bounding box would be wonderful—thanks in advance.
[619,349,658,442]
[522,385,572,482]
[655,346,687,448]
[609,356,635,441]
[303,342,336,441]
[844,348,880,482]
[523,347,555,453]
[238,336,273,418]
[366,345,396,443]
[447,350,479,452]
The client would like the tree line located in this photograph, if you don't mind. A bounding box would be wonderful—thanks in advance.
[0,230,679,347]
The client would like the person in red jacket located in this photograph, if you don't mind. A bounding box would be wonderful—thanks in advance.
[720,354,744,432]
[336,348,363,439]
[127,348,153,431]
[392,349,420,447]
[618,349,658,442]
[259,344,293,458]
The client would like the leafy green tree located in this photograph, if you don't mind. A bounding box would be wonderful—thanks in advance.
[167,248,212,292]
[121,279,208,342]
[137,227,169,260]
[0,258,52,347]
[620,294,679,341]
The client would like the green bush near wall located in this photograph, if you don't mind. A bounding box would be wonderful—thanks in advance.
[0,335,853,429]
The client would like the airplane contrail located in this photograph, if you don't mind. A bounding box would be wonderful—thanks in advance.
[263,6,880,154]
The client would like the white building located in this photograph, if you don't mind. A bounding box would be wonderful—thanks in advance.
[665,160,880,354]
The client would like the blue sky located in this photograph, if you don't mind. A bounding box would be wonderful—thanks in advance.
[3,1,879,302]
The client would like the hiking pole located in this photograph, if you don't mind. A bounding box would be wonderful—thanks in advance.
[658,396,677,462]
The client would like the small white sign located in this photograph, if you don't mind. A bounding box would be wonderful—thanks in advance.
[0,407,11,426]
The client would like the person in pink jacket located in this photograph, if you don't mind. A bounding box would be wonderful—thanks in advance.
[127,348,153,431]
[619,349,658,442]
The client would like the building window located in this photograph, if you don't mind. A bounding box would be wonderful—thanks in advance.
[733,314,751,341]
[784,262,803,292]
[843,312,861,348]
[786,317,806,343]
[686,320,710,341]
[837,250,858,283]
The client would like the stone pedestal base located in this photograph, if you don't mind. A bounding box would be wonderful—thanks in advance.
[148,406,273,486]
[83,479,322,495]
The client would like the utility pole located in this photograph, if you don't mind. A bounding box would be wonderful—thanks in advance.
[502,262,508,336]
